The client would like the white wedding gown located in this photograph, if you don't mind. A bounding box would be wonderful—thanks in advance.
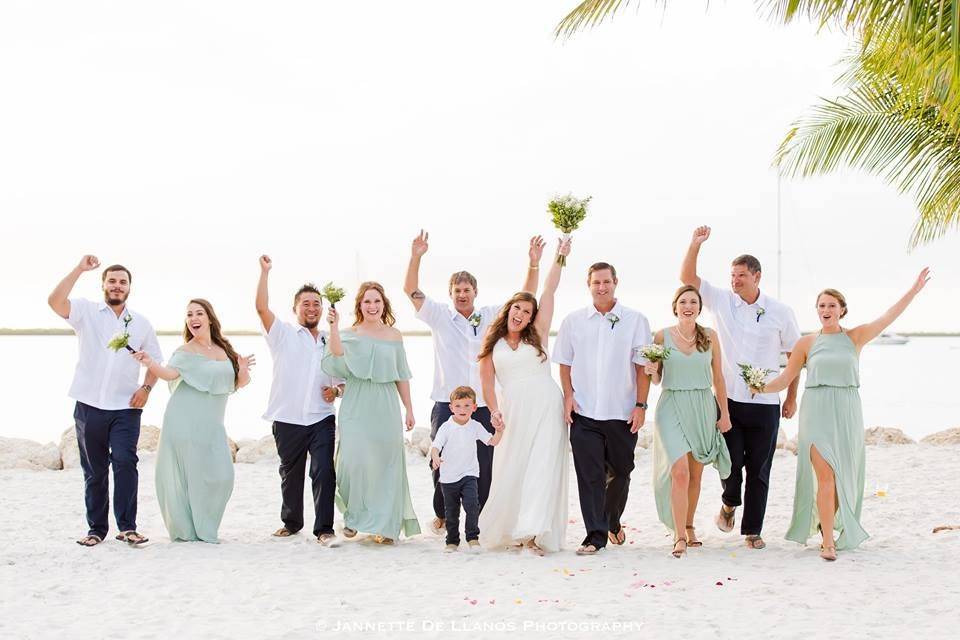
[479,339,568,552]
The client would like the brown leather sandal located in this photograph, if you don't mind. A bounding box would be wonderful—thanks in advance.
[685,526,703,547]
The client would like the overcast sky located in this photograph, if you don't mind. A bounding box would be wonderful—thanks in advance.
[2,1,956,333]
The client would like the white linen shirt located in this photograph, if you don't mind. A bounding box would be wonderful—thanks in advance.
[552,301,652,422]
[416,297,502,406]
[431,418,493,483]
[699,279,801,405]
[66,299,163,411]
[262,319,342,426]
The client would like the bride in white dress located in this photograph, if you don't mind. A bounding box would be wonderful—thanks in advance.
[477,238,571,554]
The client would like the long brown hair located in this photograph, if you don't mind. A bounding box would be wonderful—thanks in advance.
[671,285,711,353]
[183,298,240,387]
[476,292,547,362]
[352,281,397,327]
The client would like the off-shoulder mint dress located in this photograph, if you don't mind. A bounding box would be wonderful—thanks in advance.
[652,332,731,535]
[155,351,236,543]
[786,331,868,550]
[322,333,421,540]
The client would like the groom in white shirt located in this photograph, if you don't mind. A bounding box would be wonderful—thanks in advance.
[404,230,544,534]
[681,226,801,549]
[553,262,652,555]
[48,256,162,547]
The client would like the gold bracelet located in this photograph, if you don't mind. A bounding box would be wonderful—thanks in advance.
[529,265,539,270]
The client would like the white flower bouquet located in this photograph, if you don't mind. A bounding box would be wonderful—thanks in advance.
[638,344,672,363]
[548,193,590,266]
[738,363,775,397]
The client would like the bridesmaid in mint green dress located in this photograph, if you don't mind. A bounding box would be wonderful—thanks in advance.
[758,270,929,561]
[134,299,253,543]
[322,282,420,543]
[647,286,732,557]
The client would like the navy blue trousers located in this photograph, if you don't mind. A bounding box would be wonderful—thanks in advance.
[720,399,781,536]
[73,402,142,539]
[272,417,336,536]
[430,403,493,519]
[441,476,480,546]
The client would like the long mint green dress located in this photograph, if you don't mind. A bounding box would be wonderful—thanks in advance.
[653,332,731,535]
[321,333,421,540]
[786,331,868,550]
[155,351,235,542]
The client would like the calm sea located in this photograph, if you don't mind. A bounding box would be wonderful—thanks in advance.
[2,335,957,444]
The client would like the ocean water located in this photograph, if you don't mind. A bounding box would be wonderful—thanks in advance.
[2,335,957,444]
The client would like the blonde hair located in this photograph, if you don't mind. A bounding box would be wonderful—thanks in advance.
[816,288,848,318]
[352,282,397,327]
[671,285,711,352]
[449,386,477,403]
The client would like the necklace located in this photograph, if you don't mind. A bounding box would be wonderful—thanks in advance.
[194,338,214,351]
[672,326,696,344]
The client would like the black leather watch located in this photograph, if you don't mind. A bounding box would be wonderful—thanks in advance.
[635,401,648,410]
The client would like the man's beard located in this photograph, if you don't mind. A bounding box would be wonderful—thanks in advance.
[301,319,319,330]
[104,291,128,306]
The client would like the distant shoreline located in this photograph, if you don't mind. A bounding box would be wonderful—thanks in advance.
[1,328,958,337]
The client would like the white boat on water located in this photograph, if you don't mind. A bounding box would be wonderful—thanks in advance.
[872,333,910,345]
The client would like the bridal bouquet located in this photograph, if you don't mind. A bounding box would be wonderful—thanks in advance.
[106,313,136,353]
[638,344,672,363]
[548,193,591,266]
[321,282,346,308]
[738,363,775,397]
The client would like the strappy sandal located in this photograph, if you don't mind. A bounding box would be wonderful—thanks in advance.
[342,527,357,538]
[115,530,149,545]
[524,538,545,556]
[685,526,703,547]
[608,528,626,545]
[819,544,837,561]
[76,534,102,547]
[271,527,295,537]
[576,544,599,556]
[372,535,394,545]
[716,505,735,533]
[672,538,687,558]
[745,535,766,550]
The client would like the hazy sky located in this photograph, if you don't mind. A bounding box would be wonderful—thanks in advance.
[2,1,956,333]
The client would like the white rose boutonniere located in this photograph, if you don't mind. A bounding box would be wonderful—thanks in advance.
[468,312,482,336]
[607,313,620,331]
[756,306,766,323]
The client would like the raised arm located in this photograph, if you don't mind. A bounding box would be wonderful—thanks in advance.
[710,331,732,432]
[479,354,502,428]
[534,238,571,341]
[404,230,430,312]
[680,226,710,288]
[255,255,276,333]
[522,235,546,295]
[761,335,813,394]
[48,255,100,319]
[326,307,343,356]
[848,268,930,350]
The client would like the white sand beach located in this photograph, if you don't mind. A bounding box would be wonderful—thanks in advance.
[2,442,958,639]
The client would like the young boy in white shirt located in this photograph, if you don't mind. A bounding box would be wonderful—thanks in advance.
[430,386,504,552]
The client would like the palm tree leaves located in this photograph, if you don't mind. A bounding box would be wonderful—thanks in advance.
[775,77,960,245]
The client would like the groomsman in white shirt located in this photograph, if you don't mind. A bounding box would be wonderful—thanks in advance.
[257,256,344,547]
[48,256,162,547]
[681,226,801,550]
[404,230,545,534]
[553,262,652,556]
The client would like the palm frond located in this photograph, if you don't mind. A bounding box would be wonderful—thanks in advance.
[776,81,960,246]
[554,0,644,38]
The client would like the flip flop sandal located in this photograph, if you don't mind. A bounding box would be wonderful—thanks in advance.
[342,527,357,538]
[272,527,295,537]
[76,534,103,547]
[576,544,599,556]
[115,531,149,545]
[685,526,703,547]
[745,535,766,549]
[716,506,736,533]
[608,529,626,545]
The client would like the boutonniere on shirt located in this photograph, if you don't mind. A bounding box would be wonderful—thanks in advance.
[107,313,136,353]
[468,312,482,336]
[755,307,766,323]
[607,313,620,330]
